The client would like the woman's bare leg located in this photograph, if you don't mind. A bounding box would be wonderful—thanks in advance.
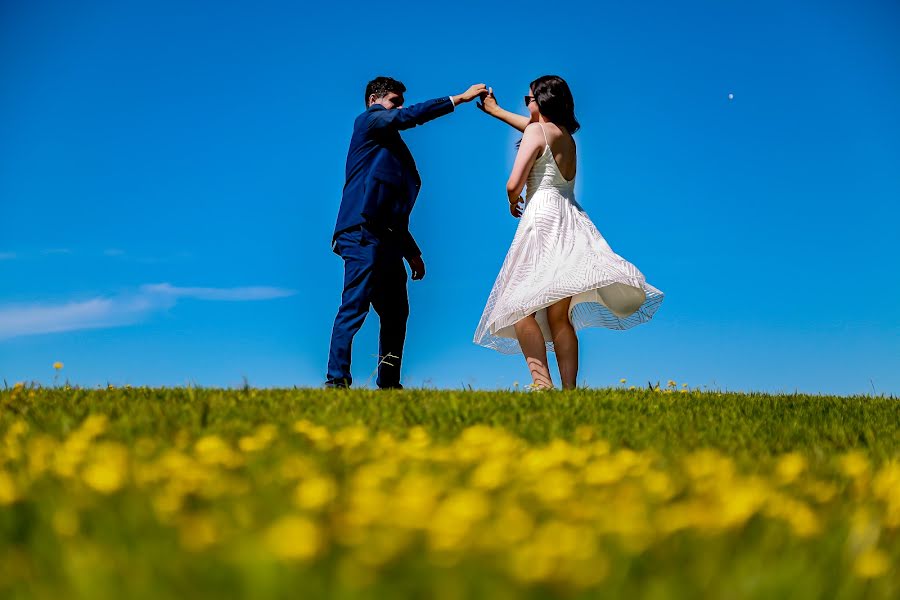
[547,298,578,389]
[514,314,554,389]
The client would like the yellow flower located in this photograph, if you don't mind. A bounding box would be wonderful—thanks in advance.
[79,414,109,438]
[470,458,510,490]
[872,461,900,501]
[838,451,870,479]
[774,452,807,485]
[194,435,243,468]
[82,442,129,494]
[428,489,490,551]
[53,361,63,370]
[853,548,890,578]
[619,378,627,384]
[294,475,338,510]
[264,515,322,561]
[534,468,575,503]
[0,471,17,505]
[238,424,278,453]
[491,503,534,545]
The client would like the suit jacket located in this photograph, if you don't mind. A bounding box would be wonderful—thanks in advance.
[332,96,455,259]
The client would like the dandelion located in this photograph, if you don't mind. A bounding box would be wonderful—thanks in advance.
[194,435,244,468]
[619,378,627,384]
[264,515,322,561]
[839,451,870,479]
[82,442,129,494]
[52,361,64,386]
[774,453,807,485]
[853,548,890,578]
[0,471,17,505]
[294,475,338,510]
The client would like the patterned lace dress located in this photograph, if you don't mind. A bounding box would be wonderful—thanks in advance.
[473,124,664,354]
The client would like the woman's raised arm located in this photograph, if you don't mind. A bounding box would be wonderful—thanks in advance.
[477,88,534,132]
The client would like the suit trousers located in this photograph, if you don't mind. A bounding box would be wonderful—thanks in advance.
[326,225,409,388]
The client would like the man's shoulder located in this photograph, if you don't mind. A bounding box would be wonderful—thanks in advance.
[353,106,385,130]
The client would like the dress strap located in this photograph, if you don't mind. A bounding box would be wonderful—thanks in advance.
[538,122,550,147]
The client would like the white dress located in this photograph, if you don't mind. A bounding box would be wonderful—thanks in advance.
[473,124,664,354]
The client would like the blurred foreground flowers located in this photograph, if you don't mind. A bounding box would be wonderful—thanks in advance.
[1,404,898,596]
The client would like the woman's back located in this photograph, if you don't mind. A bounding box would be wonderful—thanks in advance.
[526,122,577,198]
[541,121,577,181]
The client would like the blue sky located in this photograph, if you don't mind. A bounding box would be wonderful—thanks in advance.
[1,0,898,394]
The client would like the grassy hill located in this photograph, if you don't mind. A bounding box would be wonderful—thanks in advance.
[1,386,898,598]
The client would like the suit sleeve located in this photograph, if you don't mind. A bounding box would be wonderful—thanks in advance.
[366,97,455,132]
[400,230,422,261]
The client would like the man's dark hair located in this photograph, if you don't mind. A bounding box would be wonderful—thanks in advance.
[365,76,406,107]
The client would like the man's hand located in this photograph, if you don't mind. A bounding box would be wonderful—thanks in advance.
[509,197,524,219]
[451,84,489,106]
[476,87,499,115]
[407,254,426,280]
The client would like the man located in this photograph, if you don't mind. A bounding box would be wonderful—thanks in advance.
[326,77,487,388]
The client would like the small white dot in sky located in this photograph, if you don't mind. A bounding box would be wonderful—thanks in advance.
[728,93,734,100]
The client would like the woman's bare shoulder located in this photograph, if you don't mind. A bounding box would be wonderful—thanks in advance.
[523,121,544,136]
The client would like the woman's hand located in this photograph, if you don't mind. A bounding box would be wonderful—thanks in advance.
[478,87,531,132]
[509,196,524,218]
[477,87,499,116]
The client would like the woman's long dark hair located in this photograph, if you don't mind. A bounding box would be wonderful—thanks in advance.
[530,75,580,134]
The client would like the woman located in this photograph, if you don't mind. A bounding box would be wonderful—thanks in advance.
[473,75,664,389]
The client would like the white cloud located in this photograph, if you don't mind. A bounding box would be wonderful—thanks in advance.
[141,283,295,301]
[0,283,296,340]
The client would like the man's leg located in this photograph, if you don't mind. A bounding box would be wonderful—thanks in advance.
[371,252,409,389]
[325,232,376,387]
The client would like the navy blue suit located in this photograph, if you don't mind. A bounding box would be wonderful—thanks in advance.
[326,96,455,387]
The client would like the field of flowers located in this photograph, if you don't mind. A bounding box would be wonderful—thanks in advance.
[1,385,898,599]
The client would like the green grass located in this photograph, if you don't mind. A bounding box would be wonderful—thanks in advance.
[1,387,898,599]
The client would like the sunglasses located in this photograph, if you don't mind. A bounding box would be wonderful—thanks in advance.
[524,95,536,107]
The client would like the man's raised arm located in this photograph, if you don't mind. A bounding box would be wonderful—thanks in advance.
[367,84,488,132]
